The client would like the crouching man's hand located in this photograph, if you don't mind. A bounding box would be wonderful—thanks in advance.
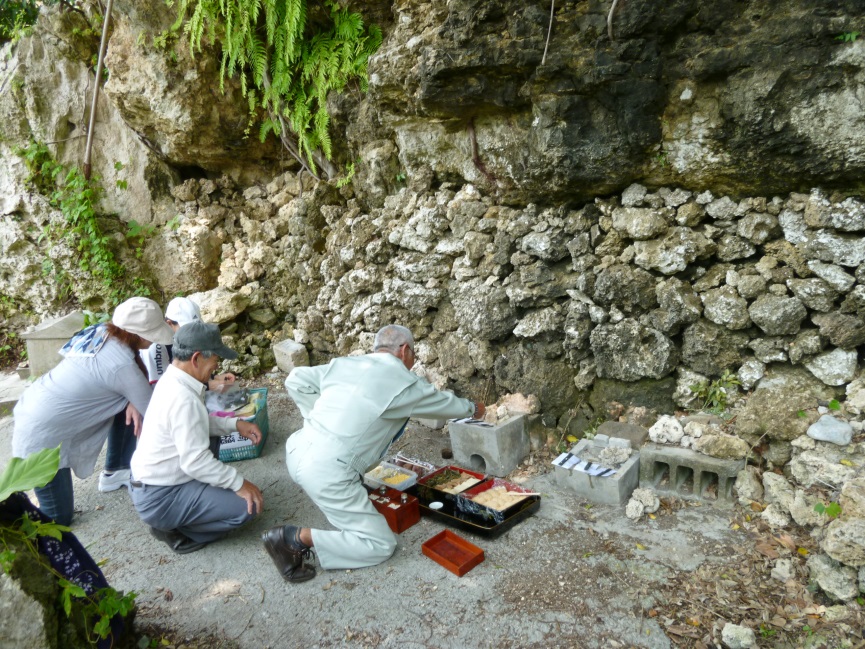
[236,479,264,515]
[236,420,262,444]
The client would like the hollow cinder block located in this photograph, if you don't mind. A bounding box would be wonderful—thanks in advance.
[553,438,640,505]
[449,415,528,477]
[638,443,744,505]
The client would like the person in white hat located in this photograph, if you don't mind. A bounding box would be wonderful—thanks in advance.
[140,297,236,390]
[99,297,236,493]
[12,297,175,525]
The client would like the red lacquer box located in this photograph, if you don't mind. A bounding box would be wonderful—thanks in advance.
[367,486,420,534]
[421,529,485,577]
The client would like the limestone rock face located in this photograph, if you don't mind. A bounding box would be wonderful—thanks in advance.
[789,437,858,488]
[734,368,837,443]
[694,433,749,460]
[0,573,49,649]
[104,0,282,176]
[822,519,865,568]
[721,623,756,649]
[806,554,859,601]
[0,9,176,225]
[590,320,678,381]
[362,0,865,204]
[3,0,865,426]
[735,466,764,505]
[839,478,865,519]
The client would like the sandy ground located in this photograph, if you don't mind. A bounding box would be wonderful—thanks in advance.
[1,372,753,649]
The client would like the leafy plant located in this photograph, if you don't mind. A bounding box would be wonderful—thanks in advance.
[82,310,110,327]
[0,0,38,43]
[0,446,137,644]
[835,31,860,43]
[0,446,61,502]
[166,215,182,231]
[170,0,382,177]
[759,624,776,638]
[814,501,842,519]
[335,161,356,188]
[16,140,151,305]
[689,370,741,413]
[126,220,155,259]
[827,399,841,411]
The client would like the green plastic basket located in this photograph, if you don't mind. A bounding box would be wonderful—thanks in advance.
[218,387,269,463]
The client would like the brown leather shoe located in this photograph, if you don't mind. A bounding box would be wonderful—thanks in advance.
[261,526,316,583]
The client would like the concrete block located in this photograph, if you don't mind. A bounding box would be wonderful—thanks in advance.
[21,311,85,377]
[273,339,309,373]
[414,417,446,429]
[0,372,29,414]
[596,421,649,448]
[554,438,640,505]
[639,442,745,505]
[449,415,528,477]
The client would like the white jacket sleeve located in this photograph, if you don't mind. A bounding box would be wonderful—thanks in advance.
[285,364,329,419]
[387,377,474,420]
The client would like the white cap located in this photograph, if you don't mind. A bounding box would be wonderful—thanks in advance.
[112,297,174,345]
[164,297,202,327]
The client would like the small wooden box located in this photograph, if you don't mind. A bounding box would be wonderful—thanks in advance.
[421,529,485,577]
[367,486,420,534]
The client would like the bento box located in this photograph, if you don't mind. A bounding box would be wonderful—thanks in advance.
[455,478,539,526]
[364,462,418,491]
[409,466,541,538]
[414,465,487,504]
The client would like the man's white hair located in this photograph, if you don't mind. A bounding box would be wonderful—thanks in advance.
[373,325,414,353]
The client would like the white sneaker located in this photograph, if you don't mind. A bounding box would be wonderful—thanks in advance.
[98,469,131,492]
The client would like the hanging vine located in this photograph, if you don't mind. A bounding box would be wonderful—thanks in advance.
[170,0,382,179]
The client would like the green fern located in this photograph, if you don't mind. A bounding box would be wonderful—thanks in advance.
[172,0,378,176]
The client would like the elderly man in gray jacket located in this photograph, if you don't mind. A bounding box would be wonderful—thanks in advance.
[263,324,485,583]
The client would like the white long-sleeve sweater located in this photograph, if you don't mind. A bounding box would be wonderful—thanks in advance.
[131,364,243,491]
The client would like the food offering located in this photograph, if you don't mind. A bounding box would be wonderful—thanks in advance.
[364,461,418,491]
[411,466,541,537]
[456,478,540,526]
[416,466,485,502]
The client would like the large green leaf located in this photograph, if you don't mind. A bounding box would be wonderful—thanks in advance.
[0,446,60,503]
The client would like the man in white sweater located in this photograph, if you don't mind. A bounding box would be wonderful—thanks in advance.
[130,322,264,554]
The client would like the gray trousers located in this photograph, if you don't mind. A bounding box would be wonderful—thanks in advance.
[130,479,255,544]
